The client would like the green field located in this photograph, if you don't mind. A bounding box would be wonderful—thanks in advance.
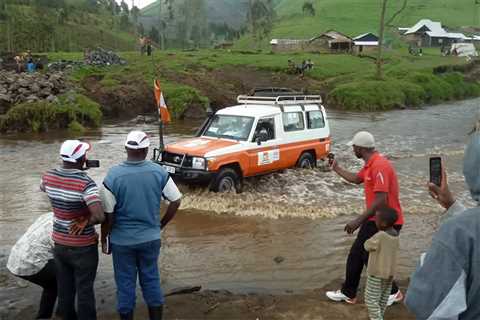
[236,0,480,49]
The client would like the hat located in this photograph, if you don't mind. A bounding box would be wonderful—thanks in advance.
[348,131,375,148]
[60,140,91,163]
[125,131,150,149]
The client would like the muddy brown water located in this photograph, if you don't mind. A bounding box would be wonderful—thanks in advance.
[0,99,478,318]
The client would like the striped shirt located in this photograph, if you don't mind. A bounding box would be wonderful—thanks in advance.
[41,168,100,247]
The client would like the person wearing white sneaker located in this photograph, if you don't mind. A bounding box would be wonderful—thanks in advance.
[326,132,404,305]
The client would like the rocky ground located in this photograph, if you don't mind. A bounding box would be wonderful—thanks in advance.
[0,71,68,113]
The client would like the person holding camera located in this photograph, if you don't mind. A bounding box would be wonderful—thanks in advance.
[405,128,480,319]
[40,140,105,320]
[100,131,182,320]
[326,131,404,306]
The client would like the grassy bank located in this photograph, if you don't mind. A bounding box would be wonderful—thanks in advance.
[0,93,102,133]
[54,48,476,111]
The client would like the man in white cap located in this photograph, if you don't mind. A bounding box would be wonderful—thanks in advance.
[101,131,182,320]
[40,140,105,320]
[326,131,404,306]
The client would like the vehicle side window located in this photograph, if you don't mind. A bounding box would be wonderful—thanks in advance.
[252,118,275,142]
[282,112,305,132]
[307,110,325,129]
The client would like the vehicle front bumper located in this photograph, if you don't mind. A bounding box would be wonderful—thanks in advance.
[155,161,214,183]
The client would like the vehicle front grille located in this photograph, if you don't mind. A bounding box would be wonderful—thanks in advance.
[163,152,193,168]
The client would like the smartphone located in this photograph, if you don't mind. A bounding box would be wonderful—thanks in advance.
[429,157,442,187]
[86,159,100,168]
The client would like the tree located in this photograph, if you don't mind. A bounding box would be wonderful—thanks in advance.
[247,0,275,48]
[302,1,315,16]
[149,26,160,43]
[376,0,408,79]
[137,22,145,36]
[120,0,129,15]
[131,5,140,23]
[119,12,130,30]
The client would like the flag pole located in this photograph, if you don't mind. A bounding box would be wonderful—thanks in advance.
[159,110,164,152]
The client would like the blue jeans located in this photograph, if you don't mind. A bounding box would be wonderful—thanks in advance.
[111,239,164,314]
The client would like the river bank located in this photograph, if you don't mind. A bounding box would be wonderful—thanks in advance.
[1,49,478,133]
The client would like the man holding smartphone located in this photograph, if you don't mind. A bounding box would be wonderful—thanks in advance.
[100,131,182,320]
[326,131,404,305]
[406,126,480,319]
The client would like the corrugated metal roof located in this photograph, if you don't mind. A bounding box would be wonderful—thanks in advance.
[405,19,444,35]
[354,41,379,46]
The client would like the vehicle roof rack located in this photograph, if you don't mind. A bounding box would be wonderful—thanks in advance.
[237,94,322,106]
[252,87,302,97]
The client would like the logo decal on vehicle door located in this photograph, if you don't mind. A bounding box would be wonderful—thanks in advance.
[258,149,280,165]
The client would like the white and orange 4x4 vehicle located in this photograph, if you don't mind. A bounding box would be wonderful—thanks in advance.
[158,91,331,192]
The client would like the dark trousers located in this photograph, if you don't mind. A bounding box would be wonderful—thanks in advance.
[19,259,58,319]
[54,244,99,320]
[341,221,402,299]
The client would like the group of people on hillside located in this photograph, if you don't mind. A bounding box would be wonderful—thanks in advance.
[325,129,480,320]
[7,131,181,320]
[7,121,480,320]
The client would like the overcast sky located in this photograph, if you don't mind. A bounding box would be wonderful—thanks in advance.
[117,0,157,9]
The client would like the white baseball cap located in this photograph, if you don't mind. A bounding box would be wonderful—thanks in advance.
[348,131,375,148]
[60,140,91,163]
[125,131,150,149]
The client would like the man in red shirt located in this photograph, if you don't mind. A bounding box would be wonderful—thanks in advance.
[326,131,404,305]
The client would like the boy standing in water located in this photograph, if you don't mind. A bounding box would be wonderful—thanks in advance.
[364,207,400,320]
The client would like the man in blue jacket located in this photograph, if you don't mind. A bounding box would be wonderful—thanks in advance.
[405,126,480,320]
[101,131,182,320]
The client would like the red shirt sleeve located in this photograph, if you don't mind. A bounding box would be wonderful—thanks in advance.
[372,166,390,193]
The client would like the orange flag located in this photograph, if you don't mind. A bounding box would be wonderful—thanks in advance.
[154,79,171,124]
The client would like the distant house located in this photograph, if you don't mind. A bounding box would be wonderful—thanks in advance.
[353,33,379,54]
[270,39,308,53]
[401,19,468,47]
[308,30,354,53]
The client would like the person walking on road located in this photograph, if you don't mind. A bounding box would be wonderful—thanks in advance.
[7,212,60,319]
[326,131,404,305]
[41,140,105,320]
[101,131,182,320]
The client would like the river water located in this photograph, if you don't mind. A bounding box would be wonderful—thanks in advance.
[0,99,478,317]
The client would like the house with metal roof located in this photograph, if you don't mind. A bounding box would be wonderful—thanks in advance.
[401,19,468,47]
[352,33,379,54]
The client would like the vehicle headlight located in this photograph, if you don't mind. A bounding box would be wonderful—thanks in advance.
[192,157,206,170]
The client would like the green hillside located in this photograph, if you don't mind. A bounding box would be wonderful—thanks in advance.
[236,0,479,48]
[0,1,136,53]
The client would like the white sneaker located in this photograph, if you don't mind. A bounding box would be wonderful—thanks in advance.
[326,290,357,304]
[387,290,404,306]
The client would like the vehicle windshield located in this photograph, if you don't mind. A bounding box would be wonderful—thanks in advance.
[203,115,254,141]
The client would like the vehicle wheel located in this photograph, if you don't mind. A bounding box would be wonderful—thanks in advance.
[297,152,315,169]
[210,167,243,193]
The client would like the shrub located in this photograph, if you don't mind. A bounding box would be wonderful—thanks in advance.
[327,80,405,111]
[0,94,101,133]
[163,84,209,118]
[407,72,454,103]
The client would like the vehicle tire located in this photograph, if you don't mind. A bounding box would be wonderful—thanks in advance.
[297,152,315,169]
[210,167,243,193]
